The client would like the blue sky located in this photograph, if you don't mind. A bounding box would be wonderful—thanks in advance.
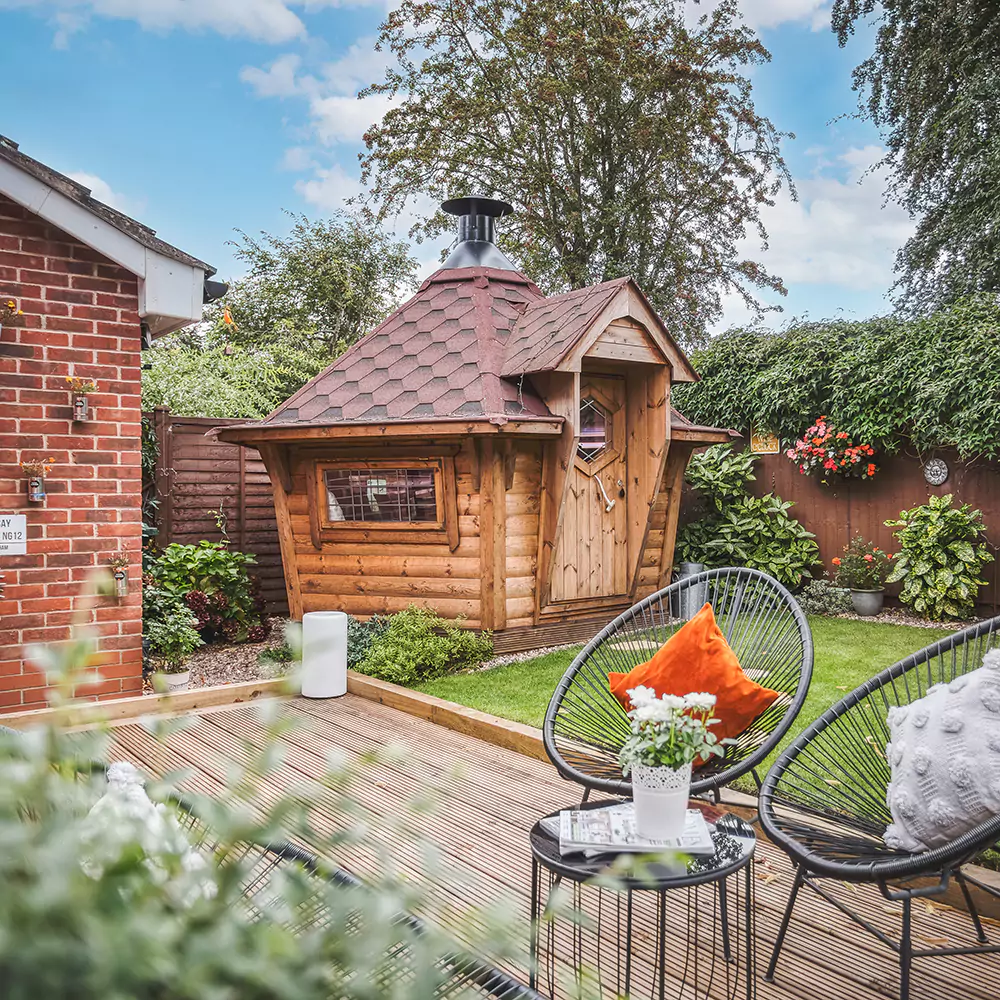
[1,0,907,331]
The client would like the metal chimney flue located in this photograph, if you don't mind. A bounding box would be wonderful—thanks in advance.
[440,195,518,271]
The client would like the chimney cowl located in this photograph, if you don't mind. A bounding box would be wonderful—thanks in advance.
[440,195,518,272]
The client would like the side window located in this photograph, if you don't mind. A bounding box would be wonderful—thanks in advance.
[323,467,439,525]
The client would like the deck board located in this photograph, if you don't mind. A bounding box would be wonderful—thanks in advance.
[110,695,1000,999]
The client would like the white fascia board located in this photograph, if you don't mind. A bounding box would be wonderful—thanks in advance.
[0,157,206,330]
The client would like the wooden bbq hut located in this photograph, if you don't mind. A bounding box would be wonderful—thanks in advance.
[217,198,731,652]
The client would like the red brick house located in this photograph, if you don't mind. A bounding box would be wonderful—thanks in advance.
[0,137,218,711]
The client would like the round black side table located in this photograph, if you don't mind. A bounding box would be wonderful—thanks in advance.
[529,800,756,1000]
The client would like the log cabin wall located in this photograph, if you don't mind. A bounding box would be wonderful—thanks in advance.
[265,437,487,627]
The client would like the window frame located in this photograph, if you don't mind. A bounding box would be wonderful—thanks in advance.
[315,458,446,532]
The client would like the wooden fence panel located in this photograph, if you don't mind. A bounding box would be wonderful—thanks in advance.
[680,447,1000,615]
[146,410,287,614]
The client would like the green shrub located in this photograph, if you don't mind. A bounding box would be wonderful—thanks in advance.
[347,614,389,668]
[150,541,266,643]
[797,579,853,617]
[886,493,994,619]
[355,607,493,686]
[684,443,756,506]
[677,445,820,589]
[144,611,203,672]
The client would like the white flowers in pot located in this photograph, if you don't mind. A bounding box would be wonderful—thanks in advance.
[619,685,727,840]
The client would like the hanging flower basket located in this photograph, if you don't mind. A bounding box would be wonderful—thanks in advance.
[20,457,55,504]
[107,551,129,599]
[785,416,877,485]
[66,377,98,422]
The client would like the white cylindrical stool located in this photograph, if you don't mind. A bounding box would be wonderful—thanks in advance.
[300,611,348,698]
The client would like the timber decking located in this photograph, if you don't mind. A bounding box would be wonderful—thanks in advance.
[109,695,999,1000]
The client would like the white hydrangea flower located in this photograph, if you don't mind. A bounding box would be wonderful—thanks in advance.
[683,692,717,711]
[627,684,657,708]
[658,694,686,711]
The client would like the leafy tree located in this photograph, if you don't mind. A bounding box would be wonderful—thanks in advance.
[213,212,418,356]
[141,342,326,418]
[143,212,418,418]
[360,0,792,345]
[833,2,1000,310]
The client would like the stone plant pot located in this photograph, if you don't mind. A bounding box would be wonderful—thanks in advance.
[160,669,190,693]
[631,761,692,841]
[851,588,885,617]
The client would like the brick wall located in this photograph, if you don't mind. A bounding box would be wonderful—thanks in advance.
[0,192,143,710]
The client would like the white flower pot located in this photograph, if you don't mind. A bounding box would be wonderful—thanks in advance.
[161,669,190,693]
[631,762,692,840]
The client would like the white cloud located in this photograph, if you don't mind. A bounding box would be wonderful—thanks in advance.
[280,146,317,171]
[690,0,831,32]
[309,93,394,145]
[755,145,912,288]
[67,171,139,214]
[240,53,302,98]
[3,0,387,46]
[717,144,913,329]
[321,36,391,93]
[294,163,362,211]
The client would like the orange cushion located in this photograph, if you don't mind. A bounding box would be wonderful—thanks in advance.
[608,603,780,749]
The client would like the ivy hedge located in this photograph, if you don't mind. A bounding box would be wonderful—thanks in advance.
[671,295,1000,459]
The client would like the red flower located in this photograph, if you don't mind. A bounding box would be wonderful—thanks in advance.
[832,557,841,566]
[864,554,873,562]
[867,463,876,476]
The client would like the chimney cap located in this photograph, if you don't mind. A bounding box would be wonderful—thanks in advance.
[441,195,513,219]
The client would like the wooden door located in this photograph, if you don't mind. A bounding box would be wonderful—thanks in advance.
[550,375,629,601]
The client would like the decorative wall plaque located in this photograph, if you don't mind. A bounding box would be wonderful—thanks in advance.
[923,457,949,486]
[750,426,780,455]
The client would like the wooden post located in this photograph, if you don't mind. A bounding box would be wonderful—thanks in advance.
[479,438,507,631]
[657,443,697,590]
[152,407,173,543]
[237,445,246,550]
[259,443,304,620]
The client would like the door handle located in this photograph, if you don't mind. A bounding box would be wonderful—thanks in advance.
[593,475,615,513]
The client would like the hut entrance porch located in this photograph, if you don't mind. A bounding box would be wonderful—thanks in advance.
[550,374,629,602]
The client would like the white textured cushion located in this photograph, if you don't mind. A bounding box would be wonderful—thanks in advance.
[884,649,1000,853]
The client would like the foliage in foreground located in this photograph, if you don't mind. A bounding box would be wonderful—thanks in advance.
[0,639,527,999]
[360,0,791,345]
[886,494,994,620]
[672,296,1000,459]
[353,607,493,686]
[676,445,820,589]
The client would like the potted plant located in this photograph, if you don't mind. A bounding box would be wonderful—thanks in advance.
[785,416,877,485]
[619,685,727,840]
[20,456,55,503]
[832,535,893,616]
[65,376,98,421]
[144,610,203,692]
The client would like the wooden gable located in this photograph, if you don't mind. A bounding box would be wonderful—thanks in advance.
[557,283,696,380]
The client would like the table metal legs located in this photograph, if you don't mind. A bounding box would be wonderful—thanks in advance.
[530,860,756,999]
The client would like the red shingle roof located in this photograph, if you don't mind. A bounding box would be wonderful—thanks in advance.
[265,266,554,426]
[500,278,629,377]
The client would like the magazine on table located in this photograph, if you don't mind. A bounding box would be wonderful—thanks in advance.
[542,803,716,857]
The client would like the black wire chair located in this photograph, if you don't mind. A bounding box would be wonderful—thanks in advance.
[759,616,1000,1000]
[543,567,814,801]
[172,797,541,1000]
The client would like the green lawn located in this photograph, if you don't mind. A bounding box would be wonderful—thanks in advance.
[417,617,954,785]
